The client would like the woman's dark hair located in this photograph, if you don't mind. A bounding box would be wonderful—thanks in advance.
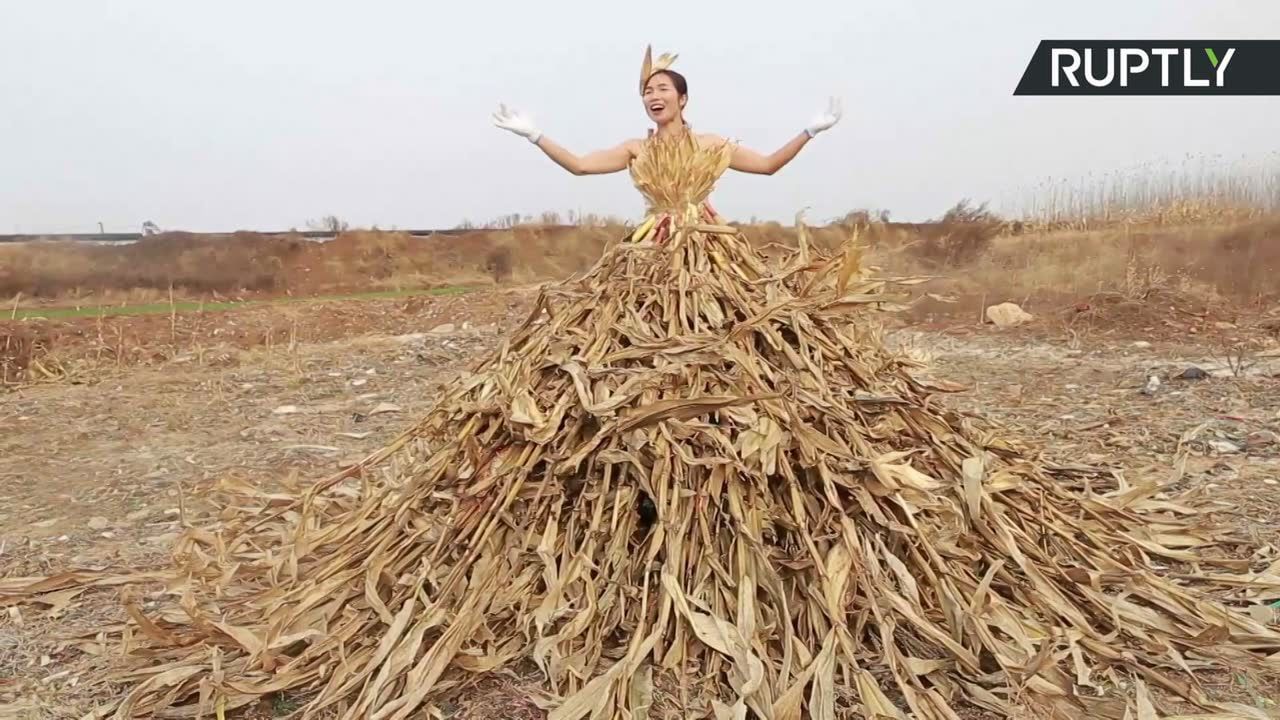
[647,69,688,98]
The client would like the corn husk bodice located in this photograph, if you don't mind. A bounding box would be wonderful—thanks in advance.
[628,130,734,220]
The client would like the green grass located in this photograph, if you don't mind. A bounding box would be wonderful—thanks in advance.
[272,693,302,716]
[7,286,473,321]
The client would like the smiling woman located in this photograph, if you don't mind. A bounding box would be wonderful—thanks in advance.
[491,45,842,178]
[640,66,688,125]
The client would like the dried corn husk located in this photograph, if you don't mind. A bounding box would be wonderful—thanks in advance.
[6,132,1280,720]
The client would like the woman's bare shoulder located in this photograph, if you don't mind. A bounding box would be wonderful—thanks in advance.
[621,138,647,155]
[695,132,737,148]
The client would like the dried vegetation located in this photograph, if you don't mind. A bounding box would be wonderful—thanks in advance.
[5,136,1280,720]
[4,148,1280,718]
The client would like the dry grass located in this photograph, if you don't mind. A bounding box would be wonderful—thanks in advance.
[0,225,624,303]
[5,206,1277,335]
[4,209,1278,393]
[0,232,299,298]
[854,215,1280,327]
[999,151,1280,227]
[7,147,1278,307]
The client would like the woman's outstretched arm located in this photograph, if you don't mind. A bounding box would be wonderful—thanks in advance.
[492,104,635,175]
[718,97,843,176]
[724,133,811,175]
[534,137,635,176]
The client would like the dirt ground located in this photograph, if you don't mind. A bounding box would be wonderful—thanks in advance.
[2,287,1280,718]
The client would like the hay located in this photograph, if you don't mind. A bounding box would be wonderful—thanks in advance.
[0,325,36,385]
[6,132,1280,719]
[0,322,60,385]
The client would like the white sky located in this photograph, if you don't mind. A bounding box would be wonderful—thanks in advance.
[2,0,1277,233]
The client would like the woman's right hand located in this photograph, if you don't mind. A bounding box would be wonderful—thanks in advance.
[492,104,542,143]
[804,97,843,138]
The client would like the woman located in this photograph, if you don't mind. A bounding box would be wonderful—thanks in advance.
[19,46,1280,720]
[488,47,841,254]
[491,55,842,177]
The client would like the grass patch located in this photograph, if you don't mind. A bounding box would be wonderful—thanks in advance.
[272,693,302,716]
[9,286,473,320]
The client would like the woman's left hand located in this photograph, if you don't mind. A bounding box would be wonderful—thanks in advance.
[804,97,842,137]
[492,104,543,143]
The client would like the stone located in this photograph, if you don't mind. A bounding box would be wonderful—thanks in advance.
[1246,430,1279,450]
[985,302,1033,328]
[1208,440,1242,454]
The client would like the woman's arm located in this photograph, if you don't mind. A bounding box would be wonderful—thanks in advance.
[533,137,636,176]
[492,104,635,175]
[725,133,811,175]
[715,97,843,176]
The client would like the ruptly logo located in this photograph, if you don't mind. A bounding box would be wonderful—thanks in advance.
[1014,40,1280,95]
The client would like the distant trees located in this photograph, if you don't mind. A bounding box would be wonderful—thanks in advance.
[451,210,626,230]
[307,215,350,233]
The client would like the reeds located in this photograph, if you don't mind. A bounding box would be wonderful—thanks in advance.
[1000,151,1280,228]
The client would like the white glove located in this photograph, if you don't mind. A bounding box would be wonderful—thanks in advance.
[492,103,542,143]
[804,97,842,138]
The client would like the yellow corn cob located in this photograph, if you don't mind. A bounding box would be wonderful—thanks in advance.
[631,215,657,242]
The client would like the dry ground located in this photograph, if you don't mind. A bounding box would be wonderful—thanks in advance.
[2,287,1280,718]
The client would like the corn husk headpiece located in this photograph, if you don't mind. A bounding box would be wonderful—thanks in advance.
[640,44,678,94]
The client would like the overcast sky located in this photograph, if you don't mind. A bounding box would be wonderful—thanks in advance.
[3,0,1278,234]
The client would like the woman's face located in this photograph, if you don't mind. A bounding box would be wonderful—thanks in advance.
[643,73,684,124]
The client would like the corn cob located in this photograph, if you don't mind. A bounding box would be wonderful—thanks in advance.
[630,214,656,242]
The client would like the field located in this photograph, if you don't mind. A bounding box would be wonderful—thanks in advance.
[3,206,1280,717]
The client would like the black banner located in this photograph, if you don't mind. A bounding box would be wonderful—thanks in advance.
[1014,40,1280,95]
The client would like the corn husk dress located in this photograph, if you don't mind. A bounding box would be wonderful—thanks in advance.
[11,100,1280,720]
